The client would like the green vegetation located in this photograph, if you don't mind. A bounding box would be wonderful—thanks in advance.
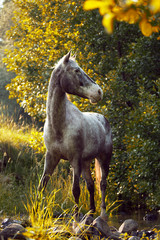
[0,109,42,214]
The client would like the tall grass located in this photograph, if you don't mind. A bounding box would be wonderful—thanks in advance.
[23,186,76,240]
[0,104,44,215]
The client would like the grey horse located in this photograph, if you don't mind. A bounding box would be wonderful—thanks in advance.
[38,52,112,219]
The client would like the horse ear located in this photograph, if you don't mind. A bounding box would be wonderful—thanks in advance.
[63,51,71,63]
[72,53,76,59]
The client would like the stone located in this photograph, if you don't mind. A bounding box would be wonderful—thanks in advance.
[0,223,26,240]
[119,219,138,234]
[92,216,112,238]
[128,237,140,240]
[73,215,94,236]
[80,214,94,225]
[1,218,22,229]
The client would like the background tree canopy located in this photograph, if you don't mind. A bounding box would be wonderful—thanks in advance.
[2,0,160,209]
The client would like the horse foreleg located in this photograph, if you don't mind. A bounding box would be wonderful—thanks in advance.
[71,159,82,218]
[72,169,81,206]
[82,162,95,213]
[38,151,60,192]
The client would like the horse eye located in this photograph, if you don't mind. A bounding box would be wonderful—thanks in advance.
[75,68,80,73]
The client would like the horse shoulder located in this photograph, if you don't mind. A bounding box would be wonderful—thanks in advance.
[82,112,108,132]
[82,112,112,146]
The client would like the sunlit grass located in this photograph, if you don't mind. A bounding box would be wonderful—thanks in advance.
[23,185,101,240]
[23,186,76,240]
[0,104,45,154]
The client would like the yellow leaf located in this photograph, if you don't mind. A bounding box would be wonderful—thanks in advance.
[102,13,115,34]
[139,18,153,36]
[116,8,139,24]
[84,0,106,10]
[152,26,160,33]
[84,0,115,15]
[125,9,139,24]
[150,0,160,13]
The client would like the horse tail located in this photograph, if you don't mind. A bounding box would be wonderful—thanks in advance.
[95,159,101,193]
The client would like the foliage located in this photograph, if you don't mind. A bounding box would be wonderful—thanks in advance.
[105,33,160,209]
[84,0,160,37]
[0,173,26,214]
[3,0,87,120]
[0,68,16,108]
[0,0,14,40]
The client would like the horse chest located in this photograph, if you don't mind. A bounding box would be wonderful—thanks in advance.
[44,120,82,157]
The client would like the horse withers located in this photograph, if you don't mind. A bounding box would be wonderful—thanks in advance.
[38,51,112,220]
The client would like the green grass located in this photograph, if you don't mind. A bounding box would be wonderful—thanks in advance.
[0,105,44,215]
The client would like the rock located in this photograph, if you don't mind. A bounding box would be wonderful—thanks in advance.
[92,216,112,238]
[128,237,140,240]
[119,219,138,234]
[73,215,93,236]
[0,223,26,240]
[80,214,94,225]
[1,218,22,229]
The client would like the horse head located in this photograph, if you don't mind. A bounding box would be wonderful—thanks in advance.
[56,51,103,104]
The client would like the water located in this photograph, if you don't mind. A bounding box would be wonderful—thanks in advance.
[108,211,160,230]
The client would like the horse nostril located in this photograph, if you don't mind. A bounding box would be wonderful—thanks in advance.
[98,89,101,95]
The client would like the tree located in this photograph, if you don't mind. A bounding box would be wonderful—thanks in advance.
[4,0,106,120]
[105,29,160,208]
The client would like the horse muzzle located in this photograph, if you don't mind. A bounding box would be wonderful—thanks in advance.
[89,87,103,104]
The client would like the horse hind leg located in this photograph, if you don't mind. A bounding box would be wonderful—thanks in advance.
[96,151,111,220]
[38,151,60,192]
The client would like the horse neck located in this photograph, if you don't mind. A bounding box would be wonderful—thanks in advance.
[47,71,67,136]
